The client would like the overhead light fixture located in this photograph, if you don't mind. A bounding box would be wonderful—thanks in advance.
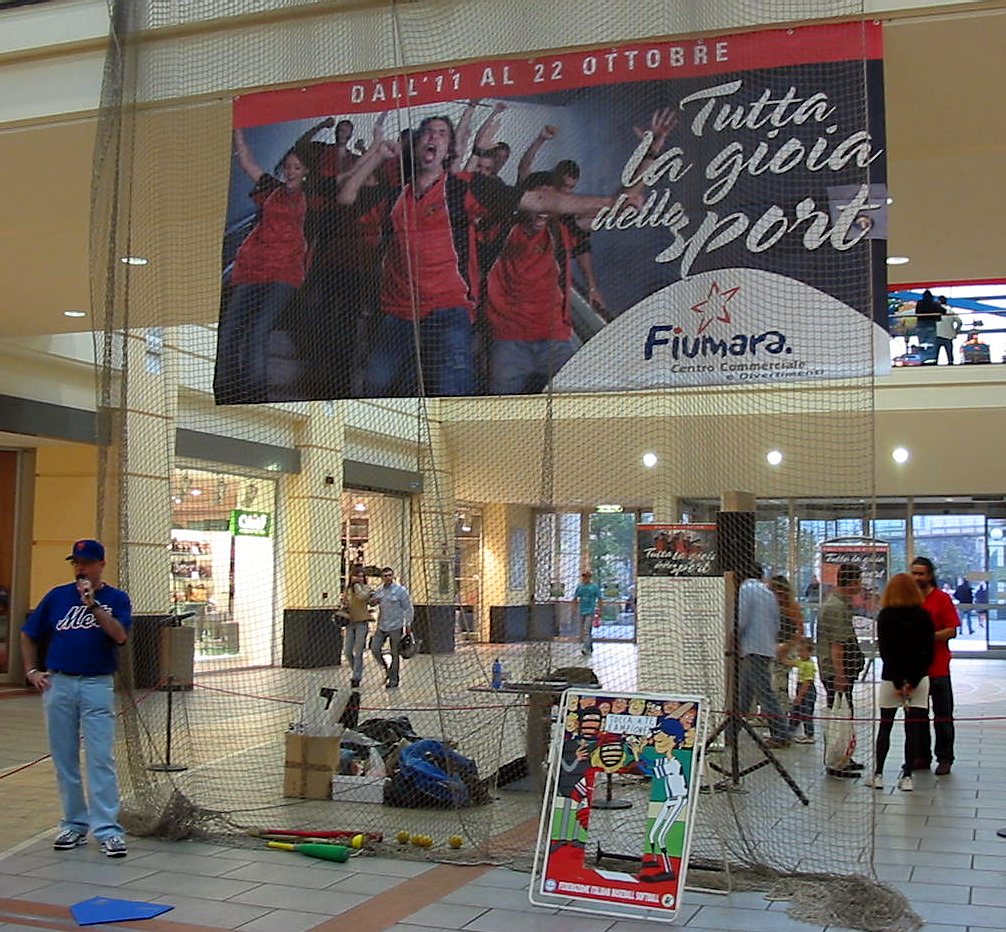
[886,256,910,266]
[172,496,183,505]
[120,256,149,266]
[461,523,472,533]
[886,195,894,205]
[766,450,783,466]
[189,488,203,496]
[353,502,367,512]
[63,309,87,318]
[892,446,910,464]
[642,452,658,468]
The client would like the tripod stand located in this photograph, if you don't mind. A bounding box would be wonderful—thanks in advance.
[705,578,808,806]
[147,610,195,774]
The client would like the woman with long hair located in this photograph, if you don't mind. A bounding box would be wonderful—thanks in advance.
[341,567,374,688]
[864,573,934,791]
[769,575,805,710]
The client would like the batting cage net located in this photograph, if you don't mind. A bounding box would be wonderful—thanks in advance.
[89,0,916,927]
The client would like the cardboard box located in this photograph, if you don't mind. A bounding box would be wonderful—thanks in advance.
[330,774,385,804]
[283,734,342,799]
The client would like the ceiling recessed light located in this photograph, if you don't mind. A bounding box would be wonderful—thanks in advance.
[63,310,87,318]
[892,447,910,464]
[642,452,658,468]
[353,502,367,512]
[120,256,149,266]
[766,450,783,466]
[886,256,910,266]
[189,488,203,496]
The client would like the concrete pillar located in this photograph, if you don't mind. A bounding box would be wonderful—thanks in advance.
[284,403,345,607]
[410,404,455,605]
[106,330,175,614]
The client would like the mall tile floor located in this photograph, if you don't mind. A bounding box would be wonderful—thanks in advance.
[3,658,1006,931]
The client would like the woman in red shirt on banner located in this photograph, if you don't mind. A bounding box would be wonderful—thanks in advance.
[215,128,308,404]
[909,556,960,774]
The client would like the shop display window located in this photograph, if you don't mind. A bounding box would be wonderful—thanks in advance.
[171,468,275,665]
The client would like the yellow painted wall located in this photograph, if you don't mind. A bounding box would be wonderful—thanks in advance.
[30,443,99,606]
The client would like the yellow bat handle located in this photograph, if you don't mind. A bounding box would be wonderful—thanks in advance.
[267,841,295,851]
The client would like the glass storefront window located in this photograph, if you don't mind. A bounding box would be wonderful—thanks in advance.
[339,490,410,589]
[171,468,276,666]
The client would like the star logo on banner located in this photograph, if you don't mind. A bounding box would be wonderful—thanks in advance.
[690,281,740,334]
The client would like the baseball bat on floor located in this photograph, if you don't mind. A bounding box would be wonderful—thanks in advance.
[266,841,352,862]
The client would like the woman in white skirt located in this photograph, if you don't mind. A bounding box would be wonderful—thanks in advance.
[864,573,935,792]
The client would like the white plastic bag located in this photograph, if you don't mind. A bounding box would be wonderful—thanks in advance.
[823,694,856,770]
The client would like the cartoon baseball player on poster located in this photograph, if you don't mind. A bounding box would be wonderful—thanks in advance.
[629,717,691,882]
[534,691,704,921]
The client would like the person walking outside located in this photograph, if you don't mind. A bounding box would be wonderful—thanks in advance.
[371,566,413,689]
[20,539,132,857]
[574,570,602,657]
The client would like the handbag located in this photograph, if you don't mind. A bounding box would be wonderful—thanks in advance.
[823,694,856,770]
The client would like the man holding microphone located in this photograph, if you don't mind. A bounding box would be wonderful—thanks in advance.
[20,539,133,857]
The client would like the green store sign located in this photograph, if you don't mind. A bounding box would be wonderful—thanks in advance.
[229,510,272,537]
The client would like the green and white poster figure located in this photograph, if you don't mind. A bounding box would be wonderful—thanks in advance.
[629,718,691,882]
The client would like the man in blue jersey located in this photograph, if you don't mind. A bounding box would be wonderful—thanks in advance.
[21,539,133,857]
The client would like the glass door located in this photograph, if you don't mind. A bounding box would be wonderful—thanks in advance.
[587,511,637,643]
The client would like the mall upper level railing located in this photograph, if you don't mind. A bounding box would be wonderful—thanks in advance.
[889,320,1006,368]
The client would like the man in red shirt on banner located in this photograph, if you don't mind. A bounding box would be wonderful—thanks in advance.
[336,108,674,398]
[910,556,959,774]
[483,171,590,394]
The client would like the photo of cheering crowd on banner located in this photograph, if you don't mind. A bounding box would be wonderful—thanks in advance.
[530,691,706,921]
[215,21,886,404]
[637,523,718,577]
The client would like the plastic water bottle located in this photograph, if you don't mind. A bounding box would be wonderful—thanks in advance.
[491,658,503,690]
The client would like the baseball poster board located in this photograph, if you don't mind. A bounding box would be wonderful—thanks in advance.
[530,690,706,922]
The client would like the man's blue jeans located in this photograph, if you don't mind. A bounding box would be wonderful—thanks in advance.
[43,673,124,840]
[737,654,789,742]
[363,307,475,397]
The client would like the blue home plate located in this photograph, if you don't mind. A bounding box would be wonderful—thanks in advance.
[70,896,173,925]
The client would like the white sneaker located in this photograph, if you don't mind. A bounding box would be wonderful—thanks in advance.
[100,834,128,858]
[863,773,884,789]
[53,828,87,850]
[897,774,914,792]
[793,735,815,744]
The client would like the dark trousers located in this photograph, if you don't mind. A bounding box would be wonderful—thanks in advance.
[916,674,955,765]
[875,705,926,775]
[823,679,854,717]
[789,683,817,737]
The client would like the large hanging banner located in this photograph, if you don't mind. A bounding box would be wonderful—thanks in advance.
[530,690,706,923]
[218,22,886,404]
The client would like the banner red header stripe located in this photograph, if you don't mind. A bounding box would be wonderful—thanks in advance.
[234,21,882,128]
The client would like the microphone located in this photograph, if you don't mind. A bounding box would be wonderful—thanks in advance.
[76,573,92,600]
